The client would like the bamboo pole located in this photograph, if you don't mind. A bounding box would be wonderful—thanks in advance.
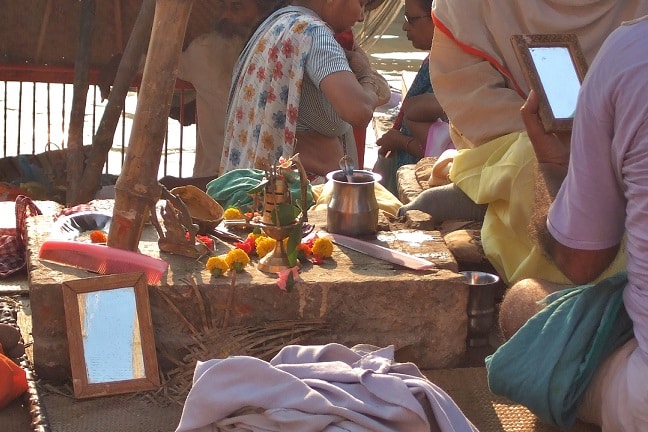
[34,0,53,64]
[108,0,194,251]
[66,0,96,205]
[76,0,156,204]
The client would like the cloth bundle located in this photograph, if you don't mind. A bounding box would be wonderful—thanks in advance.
[176,343,477,432]
[0,196,41,278]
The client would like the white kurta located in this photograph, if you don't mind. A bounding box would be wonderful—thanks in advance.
[177,32,246,177]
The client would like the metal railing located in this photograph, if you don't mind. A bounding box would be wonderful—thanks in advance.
[1,65,197,180]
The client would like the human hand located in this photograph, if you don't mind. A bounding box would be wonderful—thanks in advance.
[521,90,570,168]
[346,43,373,77]
[376,129,406,156]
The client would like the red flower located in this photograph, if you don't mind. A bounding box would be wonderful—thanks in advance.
[185,232,214,250]
[234,236,256,255]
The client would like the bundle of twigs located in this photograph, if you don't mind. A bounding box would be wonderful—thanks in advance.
[150,279,328,406]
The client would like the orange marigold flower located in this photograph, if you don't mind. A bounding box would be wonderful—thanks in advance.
[223,207,243,220]
[89,230,107,243]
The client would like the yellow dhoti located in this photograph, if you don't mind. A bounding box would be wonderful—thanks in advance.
[451,132,625,285]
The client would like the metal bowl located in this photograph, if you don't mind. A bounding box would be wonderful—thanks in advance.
[460,271,500,286]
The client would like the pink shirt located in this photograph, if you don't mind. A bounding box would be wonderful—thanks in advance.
[548,16,648,360]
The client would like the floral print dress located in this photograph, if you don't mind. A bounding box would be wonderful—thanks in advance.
[221,10,320,174]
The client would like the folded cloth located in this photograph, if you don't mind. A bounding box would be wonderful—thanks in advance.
[486,271,634,428]
[176,343,477,432]
[0,196,41,278]
[206,169,314,211]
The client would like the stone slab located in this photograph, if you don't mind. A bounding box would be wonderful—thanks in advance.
[26,201,469,381]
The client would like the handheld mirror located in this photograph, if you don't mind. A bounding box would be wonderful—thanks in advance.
[62,272,160,398]
[511,34,588,132]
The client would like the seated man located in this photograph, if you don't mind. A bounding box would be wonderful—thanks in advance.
[489,17,648,430]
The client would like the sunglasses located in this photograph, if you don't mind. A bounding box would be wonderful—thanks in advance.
[404,13,431,24]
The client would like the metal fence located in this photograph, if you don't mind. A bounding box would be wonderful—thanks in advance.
[1,71,197,179]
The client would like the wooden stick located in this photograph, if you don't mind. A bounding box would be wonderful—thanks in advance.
[66,0,96,205]
[108,0,194,251]
[34,0,53,64]
[113,0,124,51]
[76,0,156,204]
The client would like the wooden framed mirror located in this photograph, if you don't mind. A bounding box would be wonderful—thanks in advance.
[62,272,160,398]
[511,33,588,132]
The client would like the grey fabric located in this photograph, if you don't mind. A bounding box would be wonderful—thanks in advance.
[398,183,487,224]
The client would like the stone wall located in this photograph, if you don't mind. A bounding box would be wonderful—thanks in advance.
[27,208,469,382]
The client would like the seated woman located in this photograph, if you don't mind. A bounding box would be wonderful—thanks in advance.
[220,0,390,181]
[373,0,448,195]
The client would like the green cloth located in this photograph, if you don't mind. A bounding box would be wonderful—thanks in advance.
[206,169,314,211]
[485,271,634,428]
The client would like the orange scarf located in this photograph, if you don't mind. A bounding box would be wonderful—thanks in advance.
[0,344,28,409]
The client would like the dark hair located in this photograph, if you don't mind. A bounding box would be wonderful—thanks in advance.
[255,0,290,14]
[249,0,289,34]
[412,0,434,11]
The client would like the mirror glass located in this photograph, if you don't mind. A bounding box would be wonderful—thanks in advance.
[63,272,160,398]
[78,287,145,383]
[529,47,580,119]
[511,34,588,132]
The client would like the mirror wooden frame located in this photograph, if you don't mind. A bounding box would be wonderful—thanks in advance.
[62,272,160,398]
[511,33,589,132]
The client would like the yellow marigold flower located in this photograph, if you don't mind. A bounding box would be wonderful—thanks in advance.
[251,232,266,242]
[225,248,250,272]
[206,255,229,277]
[312,237,333,258]
[223,207,243,220]
[256,236,276,258]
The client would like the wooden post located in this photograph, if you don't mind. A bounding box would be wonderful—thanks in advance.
[108,0,194,251]
[66,0,96,205]
[76,0,156,204]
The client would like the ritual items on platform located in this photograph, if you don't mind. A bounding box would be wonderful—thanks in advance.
[169,185,224,235]
[152,185,221,258]
[243,155,309,274]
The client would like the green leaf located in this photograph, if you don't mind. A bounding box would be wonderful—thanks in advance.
[286,223,302,266]
[271,202,300,226]
[247,178,269,195]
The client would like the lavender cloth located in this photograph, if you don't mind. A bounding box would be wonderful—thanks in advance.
[175,344,477,432]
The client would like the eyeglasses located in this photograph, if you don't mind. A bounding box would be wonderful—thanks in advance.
[404,13,431,24]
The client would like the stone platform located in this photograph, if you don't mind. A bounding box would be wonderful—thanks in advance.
[26,202,470,382]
